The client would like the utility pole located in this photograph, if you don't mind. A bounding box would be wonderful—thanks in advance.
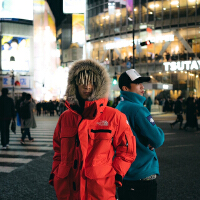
[10,69,15,102]
[132,28,135,69]
[132,3,135,69]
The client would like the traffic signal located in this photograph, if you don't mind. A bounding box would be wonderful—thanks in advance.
[140,40,151,46]
[112,76,118,85]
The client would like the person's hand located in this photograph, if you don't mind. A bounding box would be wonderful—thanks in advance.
[148,144,154,151]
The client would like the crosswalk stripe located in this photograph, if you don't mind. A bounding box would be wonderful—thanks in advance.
[0,158,32,163]
[0,151,45,156]
[9,141,53,146]
[0,116,58,174]
[165,133,176,135]
[0,166,18,173]
[9,138,53,141]
[6,145,53,150]
[10,135,53,138]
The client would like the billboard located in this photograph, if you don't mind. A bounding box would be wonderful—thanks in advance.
[0,0,33,21]
[63,0,85,14]
[1,36,31,71]
[72,14,85,46]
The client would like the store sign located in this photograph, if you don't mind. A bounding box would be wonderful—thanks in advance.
[2,76,12,87]
[105,35,174,50]
[20,76,30,88]
[164,60,200,71]
[2,76,30,88]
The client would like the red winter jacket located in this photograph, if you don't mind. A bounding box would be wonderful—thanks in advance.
[49,98,136,200]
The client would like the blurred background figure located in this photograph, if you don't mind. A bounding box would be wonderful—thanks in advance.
[112,96,120,108]
[15,92,26,131]
[183,97,199,131]
[20,93,36,145]
[0,88,15,149]
[59,99,66,116]
[170,96,184,130]
[36,101,42,116]
[146,96,152,112]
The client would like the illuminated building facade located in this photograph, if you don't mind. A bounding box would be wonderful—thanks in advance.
[86,0,200,99]
[33,0,58,101]
[0,0,59,101]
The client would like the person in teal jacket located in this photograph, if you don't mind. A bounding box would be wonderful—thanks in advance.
[116,69,165,200]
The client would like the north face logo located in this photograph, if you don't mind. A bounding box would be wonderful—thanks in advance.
[97,120,108,126]
[147,115,155,126]
[150,118,154,123]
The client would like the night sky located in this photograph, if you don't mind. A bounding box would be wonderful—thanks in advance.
[46,0,66,28]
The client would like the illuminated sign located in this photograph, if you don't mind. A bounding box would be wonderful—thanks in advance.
[163,84,169,89]
[0,0,33,21]
[72,14,85,46]
[2,76,30,88]
[105,35,174,50]
[63,0,86,14]
[164,60,200,71]
[1,36,30,71]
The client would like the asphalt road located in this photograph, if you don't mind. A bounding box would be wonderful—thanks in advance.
[0,113,200,200]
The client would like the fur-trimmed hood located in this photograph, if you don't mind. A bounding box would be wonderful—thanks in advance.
[66,59,110,105]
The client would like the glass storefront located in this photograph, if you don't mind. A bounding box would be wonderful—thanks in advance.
[86,0,200,98]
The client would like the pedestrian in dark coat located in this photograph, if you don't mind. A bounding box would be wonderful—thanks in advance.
[163,98,170,112]
[170,96,184,130]
[36,102,42,116]
[0,88,15,149]
[183,97,199,130]
[15,92,26,130]
[20,93,36,144]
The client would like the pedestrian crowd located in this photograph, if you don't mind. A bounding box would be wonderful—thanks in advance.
[36,99,67,116]
[170,95,199,131]
[0,89,66,149]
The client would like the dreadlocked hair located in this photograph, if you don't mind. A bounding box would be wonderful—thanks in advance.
[75,70,97,86]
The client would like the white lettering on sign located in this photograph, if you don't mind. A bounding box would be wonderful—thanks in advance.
[163,84,169,89]
[164,60,200,71]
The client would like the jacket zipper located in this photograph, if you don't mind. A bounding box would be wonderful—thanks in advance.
[91,129,112,133]
[125,134,128,151]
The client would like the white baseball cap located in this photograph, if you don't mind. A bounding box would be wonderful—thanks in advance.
[119,69,151,89]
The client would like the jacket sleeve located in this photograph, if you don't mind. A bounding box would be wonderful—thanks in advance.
[112,113,137,186]
[134,106,165,148]
[49,116,62,186]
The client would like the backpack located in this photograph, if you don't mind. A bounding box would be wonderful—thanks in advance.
[20,102,31,119]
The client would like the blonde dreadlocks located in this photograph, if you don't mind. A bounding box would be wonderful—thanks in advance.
[75,70,97,86]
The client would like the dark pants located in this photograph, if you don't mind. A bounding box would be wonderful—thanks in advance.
[37,110,41,116]
[0,119,11,147]
[118,179,157,200]
[21,128,31,141]
[171,114,183,128]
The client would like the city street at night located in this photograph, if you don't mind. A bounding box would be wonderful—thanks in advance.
[0,113,200,200]
[1,0,200,199]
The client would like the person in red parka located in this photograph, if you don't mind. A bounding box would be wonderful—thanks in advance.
[49,59,137,200]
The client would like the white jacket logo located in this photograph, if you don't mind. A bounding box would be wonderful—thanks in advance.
[97,120,108,126]
[150,118,154,123]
